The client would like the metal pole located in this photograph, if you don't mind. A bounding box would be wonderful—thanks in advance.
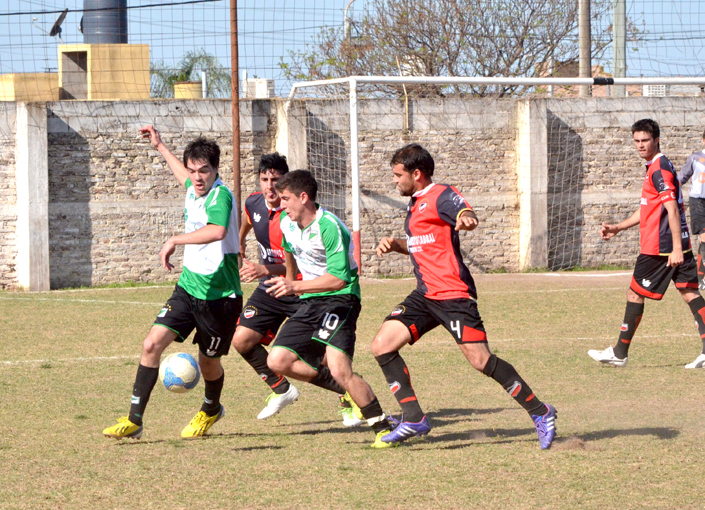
[344,0,357,43]
[613,0,626,97]
[579,0,591,97]
[230,0,241,220]
[349,78,361,272]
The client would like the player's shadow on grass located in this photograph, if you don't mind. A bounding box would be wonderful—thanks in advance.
[429,427,537,449]
[426,407,508,427]
[575,427,679,442]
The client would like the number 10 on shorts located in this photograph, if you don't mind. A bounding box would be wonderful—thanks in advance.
[317,312,340,340]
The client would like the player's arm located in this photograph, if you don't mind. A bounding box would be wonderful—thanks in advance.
[600,209,640,240]
[376,236,409,256]
[139,125,189,187]
[664,200,684,267]
[159,224,227,271]
[239,210,253,257]
[678,155,694,184]
[284,251,298,281]
[266,272,345,299]
[455,209,479,231]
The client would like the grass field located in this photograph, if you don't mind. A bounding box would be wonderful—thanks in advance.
[1,273,704,509]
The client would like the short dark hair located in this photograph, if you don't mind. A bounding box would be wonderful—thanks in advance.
[631,119,660,140]
[258,152,289,175]
[390,143,435,177]
[701,128,705,140]
[275,169,317,202]
[183,137,220,169]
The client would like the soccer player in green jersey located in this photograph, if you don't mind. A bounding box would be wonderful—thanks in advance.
[264,170,395,447]
[103,126,242,440]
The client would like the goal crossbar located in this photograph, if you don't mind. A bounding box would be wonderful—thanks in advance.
[284,76,705,271]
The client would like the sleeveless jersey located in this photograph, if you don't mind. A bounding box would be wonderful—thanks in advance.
[405,183,476,300]
[639,153,690,256]
[280,206,360,300]
[178,177,242,300]
[244,192,287,291]
[678,150,705,198]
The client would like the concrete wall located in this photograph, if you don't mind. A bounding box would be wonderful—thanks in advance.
[0,102,17,288]
[1,96,704,289]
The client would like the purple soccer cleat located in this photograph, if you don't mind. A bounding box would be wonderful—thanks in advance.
[381,415,431,444]
[532,403,557,450]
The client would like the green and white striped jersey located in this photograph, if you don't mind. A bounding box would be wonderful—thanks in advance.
[280,206,360,300]
[178,177,242,300]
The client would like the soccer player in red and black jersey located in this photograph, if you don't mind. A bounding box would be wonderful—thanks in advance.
[372,144,557,449]
[589,119,705,369]
[231,154,363,423]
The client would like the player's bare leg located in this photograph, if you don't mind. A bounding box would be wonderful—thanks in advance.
[324,347,391,441]
[267,346,346,394]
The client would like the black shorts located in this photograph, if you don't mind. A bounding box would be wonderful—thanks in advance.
[272,294,361,368]
[237,288,301,345]
[154,285,242,357]
[630,252,698,300]
[690,197,705,236]
[384,289,487,345]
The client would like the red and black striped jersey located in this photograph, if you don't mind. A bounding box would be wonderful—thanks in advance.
[244,192,286,290]
[639,153,691,255]
[404,183,477,300]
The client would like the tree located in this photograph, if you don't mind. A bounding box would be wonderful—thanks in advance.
[151,49,231,98]
[281,0,642,97]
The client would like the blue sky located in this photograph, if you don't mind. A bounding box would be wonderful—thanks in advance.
[1,0,703,96]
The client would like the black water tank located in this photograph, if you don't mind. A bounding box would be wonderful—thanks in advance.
[82,0,127,44]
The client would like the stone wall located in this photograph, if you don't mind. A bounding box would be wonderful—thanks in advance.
[45,100,275,288]
[2,96,705,289]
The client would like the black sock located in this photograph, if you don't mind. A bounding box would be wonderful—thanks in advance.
[241,344,290,395]
[687,295,705,354]
[483,354,546,416]
[200,371,225,416]
[375,351,424,422]
[614,301,644,359]
[698,243,705,283]
[309,366,346,394]
[359,397,392,432]
[129,364,159,426]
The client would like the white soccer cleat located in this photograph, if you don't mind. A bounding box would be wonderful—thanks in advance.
[685,353,705,369]
[587,346,628,367]
[257,384,300,419]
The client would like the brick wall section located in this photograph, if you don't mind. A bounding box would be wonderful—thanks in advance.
[46,100,274,288]
[2,96,705,289]
[547,98,705,268]
[302,98,519,276]
[0,103,16,288]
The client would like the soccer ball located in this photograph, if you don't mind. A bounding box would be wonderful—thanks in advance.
[159,352,200,393]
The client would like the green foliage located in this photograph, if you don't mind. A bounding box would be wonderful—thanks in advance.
[151,49,231,98]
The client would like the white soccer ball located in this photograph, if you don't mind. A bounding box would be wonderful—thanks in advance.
[159,352,200,393]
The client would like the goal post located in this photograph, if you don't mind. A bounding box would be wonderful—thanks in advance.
[282,76,705,275]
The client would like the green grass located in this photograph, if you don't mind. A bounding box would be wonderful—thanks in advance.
[1,274,704,509]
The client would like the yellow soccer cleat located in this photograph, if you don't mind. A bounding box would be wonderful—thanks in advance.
[370,429,398,449]
[340,392,365,427]
[181,406,225,439]
[103,416,143,440]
